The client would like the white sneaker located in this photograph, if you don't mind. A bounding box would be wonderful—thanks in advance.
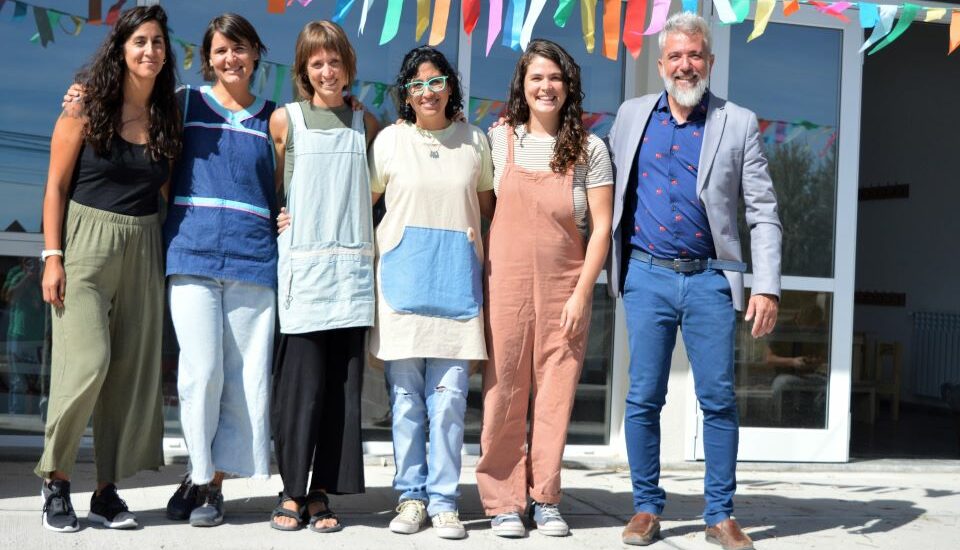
[491,512,525,538]
[432,511,466,539]
[389,499,427,534]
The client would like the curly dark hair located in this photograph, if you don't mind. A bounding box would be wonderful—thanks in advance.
[395,46,463,124]
[77,5,181,162]
[504,39,587,174]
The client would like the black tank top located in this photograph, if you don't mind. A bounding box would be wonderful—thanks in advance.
[69,137,170,216]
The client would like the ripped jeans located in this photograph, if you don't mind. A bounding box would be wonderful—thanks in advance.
[386,357,469,516]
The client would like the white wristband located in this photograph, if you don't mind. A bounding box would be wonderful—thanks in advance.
[41,249,63,261]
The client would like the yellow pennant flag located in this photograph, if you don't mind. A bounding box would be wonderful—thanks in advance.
[748,0,776,42]
[416,0,429,40]
[924,8,946,22]
[581,0,597,54]
[428,0,451,46]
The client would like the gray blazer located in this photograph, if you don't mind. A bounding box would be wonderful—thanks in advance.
[606,91,782,311]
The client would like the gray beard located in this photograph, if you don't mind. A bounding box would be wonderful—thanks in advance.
[663,75,709,108]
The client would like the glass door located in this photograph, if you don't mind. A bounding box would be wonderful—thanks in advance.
[689,6,862,461]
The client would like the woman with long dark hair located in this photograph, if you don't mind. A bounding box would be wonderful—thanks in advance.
[369,46,494,539]
[36,5,180,532]
[475,39,613,538]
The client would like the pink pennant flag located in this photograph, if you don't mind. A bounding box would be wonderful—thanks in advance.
[486,0,503,55]
[643,0,671,35]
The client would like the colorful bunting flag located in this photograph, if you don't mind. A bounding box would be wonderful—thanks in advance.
[713,0,739,24]
[331,0,356,24]
[748,0,775,41]
[601,0,621,61]
[682,0,698,13]
[555,0,576,27]
[783,0,799,17]
[272,64,288,104]
[869,3,920,55]
[87,0,101,25]
[177,38,194,70]
[13,1,27,21]
[379,0,402,45]
[859,2,879,28]
[732,0,751,23]
[359,0,374,35]
[31,6,53,46]
[267,0,285,14]
[428,0,450,45]
[104,0,124,25]
[415,0,429,41]
[924,8,946,23]
[503,0,525,51]
[860,4,897,53]
[486,0,502,55]
[463,0,480,36]
[520,0,548,50]
[622,0,647,59]
[644,0,671,36]
[581,0,597,54]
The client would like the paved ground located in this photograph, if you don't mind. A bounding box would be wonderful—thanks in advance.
[1,459,958,549]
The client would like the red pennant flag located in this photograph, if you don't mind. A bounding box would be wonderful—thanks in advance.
[267,0,286,14]
[463,0,480,36]
[622,0,647,59]
[105,0,125,25]
[783,0,799,16]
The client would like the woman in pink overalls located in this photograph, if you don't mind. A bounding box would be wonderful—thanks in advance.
[477,39,614,538]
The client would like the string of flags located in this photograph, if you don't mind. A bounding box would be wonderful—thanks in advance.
[3,1,958,58]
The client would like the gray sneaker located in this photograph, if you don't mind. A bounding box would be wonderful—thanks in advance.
[41,479,79,533]
[491,512,525,538]
[529,501,569,536]
[431,511,466,539]
[389,499,427,534]
[189,485,224,527]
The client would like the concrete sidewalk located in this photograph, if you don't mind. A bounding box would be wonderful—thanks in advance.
[1,460,958,549]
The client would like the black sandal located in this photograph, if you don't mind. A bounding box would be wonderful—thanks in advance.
[269,493,304,532]
[305,491,343,533]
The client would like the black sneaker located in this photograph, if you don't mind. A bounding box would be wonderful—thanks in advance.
[41,479,79,532]
[166,475,201,521]
[189,484,224,527]
[88,484,138,529]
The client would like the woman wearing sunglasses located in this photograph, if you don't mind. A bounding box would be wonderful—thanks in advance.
[368,46,494,540]
[476,39,613,538]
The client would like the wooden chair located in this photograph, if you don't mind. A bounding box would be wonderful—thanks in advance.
[851,333,877,424]
[852,338,902,423]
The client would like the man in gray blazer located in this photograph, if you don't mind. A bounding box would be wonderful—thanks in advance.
[608,13,781,550]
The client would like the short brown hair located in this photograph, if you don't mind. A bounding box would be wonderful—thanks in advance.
[200,13,267,82]
[293,20,357,100]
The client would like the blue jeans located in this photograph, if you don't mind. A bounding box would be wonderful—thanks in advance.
[386,358,469,517]
[168,275,275,484]
[622,257,738,526]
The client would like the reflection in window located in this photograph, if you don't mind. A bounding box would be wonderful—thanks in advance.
[729,23,841,279]
[1,257,48,433]
[735,290,832,429]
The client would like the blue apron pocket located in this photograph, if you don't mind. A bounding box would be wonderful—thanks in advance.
[381,226,482,320]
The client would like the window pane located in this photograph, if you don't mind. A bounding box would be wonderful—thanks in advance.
[729,23,841,278]
[736,290,833,429]
[469,4,624,137]
[1,257,48,433]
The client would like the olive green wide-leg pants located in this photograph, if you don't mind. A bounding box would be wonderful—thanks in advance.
[35,201,165,483]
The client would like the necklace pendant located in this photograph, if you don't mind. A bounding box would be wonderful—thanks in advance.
[429,150,440,159]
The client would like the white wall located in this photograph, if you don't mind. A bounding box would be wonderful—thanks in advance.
[855,22,960,401]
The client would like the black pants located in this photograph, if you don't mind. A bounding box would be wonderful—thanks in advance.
[271,327,366,497]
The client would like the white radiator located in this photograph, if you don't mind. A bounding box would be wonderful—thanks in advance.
[912,312,960,398]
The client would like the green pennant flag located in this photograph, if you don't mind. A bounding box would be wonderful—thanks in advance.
[373,83,387,108]
[869,3,921,55]
[554,0,576,27]
[379,0,402,45]
[732,0,751,23]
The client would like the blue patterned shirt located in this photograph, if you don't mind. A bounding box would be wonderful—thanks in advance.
[628,92,715,259]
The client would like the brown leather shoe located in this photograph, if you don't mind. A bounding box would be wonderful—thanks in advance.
[705,518,754,550]
[622,512,660,546]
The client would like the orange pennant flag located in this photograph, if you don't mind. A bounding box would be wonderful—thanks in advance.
[783,0,799,16]
[602,0,622,61]
[428,0,452,46]
[267,0,285,14]
[951,11,960,54]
